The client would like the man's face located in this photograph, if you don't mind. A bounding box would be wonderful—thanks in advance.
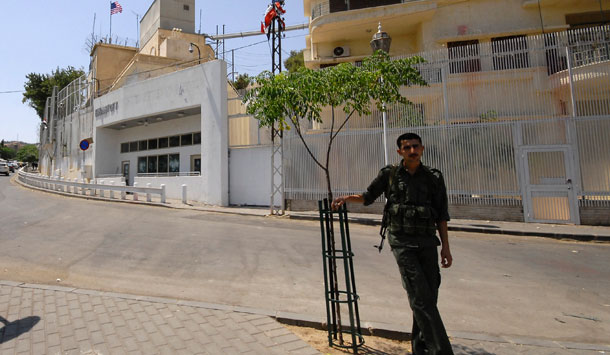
[397,139,424,165]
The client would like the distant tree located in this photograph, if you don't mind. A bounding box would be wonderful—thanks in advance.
[22,66,85,120]
[16,145,39,163]
[232,73,252,91]
[0,146,16,160]
[284,49,305,73]
[0,139,4,147]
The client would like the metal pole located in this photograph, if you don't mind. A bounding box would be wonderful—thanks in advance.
[566,46,577,118]
[232,49,235,82]
[381,101,389,166]
[441,65,450,125]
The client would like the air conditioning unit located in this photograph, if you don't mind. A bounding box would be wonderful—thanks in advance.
[333,46,350,57]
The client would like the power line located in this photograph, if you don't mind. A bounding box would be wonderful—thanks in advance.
[0,90,24,94]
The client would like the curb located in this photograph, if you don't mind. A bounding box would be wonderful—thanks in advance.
[288,214,610,243]
[2,280,609,352]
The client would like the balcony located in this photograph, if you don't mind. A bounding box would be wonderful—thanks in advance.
[311,0,419,20]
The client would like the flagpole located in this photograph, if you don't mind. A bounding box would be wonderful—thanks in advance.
[109,1,112,43]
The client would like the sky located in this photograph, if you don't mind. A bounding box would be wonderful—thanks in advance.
[0,0,308,144]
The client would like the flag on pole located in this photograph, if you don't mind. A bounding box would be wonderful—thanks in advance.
[111,1,123,15]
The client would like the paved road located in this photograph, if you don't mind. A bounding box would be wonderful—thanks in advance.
[1,176,609,349]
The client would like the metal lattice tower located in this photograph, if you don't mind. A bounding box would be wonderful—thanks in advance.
[270,5,284,215]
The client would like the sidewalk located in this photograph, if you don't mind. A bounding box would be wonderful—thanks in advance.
[0,281,319,355]
[2,281,607,354]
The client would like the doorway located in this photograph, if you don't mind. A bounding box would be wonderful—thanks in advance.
[520,146,580,224]
[122,161,130,186]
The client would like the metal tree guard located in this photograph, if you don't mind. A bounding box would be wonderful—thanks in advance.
[319,199,364,352]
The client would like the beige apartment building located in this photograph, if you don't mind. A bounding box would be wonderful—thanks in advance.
[303,0,608,68]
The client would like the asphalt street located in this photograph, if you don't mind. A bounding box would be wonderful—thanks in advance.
[1,175,609,346]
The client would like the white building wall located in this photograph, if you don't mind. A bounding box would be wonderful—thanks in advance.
[229,145,280,206]
[93,60,228,206]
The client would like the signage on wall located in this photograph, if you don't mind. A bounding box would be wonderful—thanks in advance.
[95,102,119,119]
[80,138,93,151]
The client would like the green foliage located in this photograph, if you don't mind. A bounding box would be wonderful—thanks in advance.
[243,51,427,198]
[245,51,426,132]
[479,110,498,122]
[16,145,39,163]
[0,146,16,160]
[22,66,85,119]
[232,73,252,91]
[284,49,305,73]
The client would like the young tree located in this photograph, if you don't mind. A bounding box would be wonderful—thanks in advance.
[22,66,85,119]
[244,51,427,201]
[16,145,39,163]
[284,49,305,73]
[245,51,426,345]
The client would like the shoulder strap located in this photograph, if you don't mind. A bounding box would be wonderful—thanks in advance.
[385,164,400,200]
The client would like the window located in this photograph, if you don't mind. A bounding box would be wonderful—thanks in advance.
[183,4,190,10]
[169,135,180,147]
[148,138,158,150]
[147,156,157,173]
[448,40,481,74]
[137,157,147,173]
[492,35,529,70]
[181,133,193,146]
[120,133,200,155]
[169,154,180,173]
[158,155,168,173]
[139,140,148,151]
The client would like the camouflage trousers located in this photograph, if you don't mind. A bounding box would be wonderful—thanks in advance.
[392,246,453,355]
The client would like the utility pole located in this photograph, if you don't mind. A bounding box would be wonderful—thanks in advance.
[269,2,285,216]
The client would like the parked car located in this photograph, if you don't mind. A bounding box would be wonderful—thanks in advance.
[8,161,17,173]
[0,160,9,176]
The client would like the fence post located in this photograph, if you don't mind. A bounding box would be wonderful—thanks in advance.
[182,184,187,204]
[146,183,152,202]
[133,182,139,201]
[441,64,450,125]
[74,178,78,194]
[109,181,115,199]
[121,182,127,200]
[81,179,87,196]
[566,46,577,118]
[60,177,65,192]
[160,184,166,204]
[99,180,105,198]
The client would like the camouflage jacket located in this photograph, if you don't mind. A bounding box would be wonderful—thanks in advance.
[362,161,450,248]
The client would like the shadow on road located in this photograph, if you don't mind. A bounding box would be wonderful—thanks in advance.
[0,316,41,344]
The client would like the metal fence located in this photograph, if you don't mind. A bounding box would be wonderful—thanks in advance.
[284,26,610,218]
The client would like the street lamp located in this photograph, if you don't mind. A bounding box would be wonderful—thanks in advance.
[189,42,201,64]
[370,22,392,166]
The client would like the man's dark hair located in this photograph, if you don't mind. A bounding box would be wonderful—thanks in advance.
[396,132,422,148]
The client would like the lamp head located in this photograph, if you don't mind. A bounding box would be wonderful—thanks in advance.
[189,43,194,53]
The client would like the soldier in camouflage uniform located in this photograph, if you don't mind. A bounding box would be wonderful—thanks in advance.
[332,132,453,355]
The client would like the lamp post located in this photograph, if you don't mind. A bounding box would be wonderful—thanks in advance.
[370,22,392,165]
[189,42,201,64]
